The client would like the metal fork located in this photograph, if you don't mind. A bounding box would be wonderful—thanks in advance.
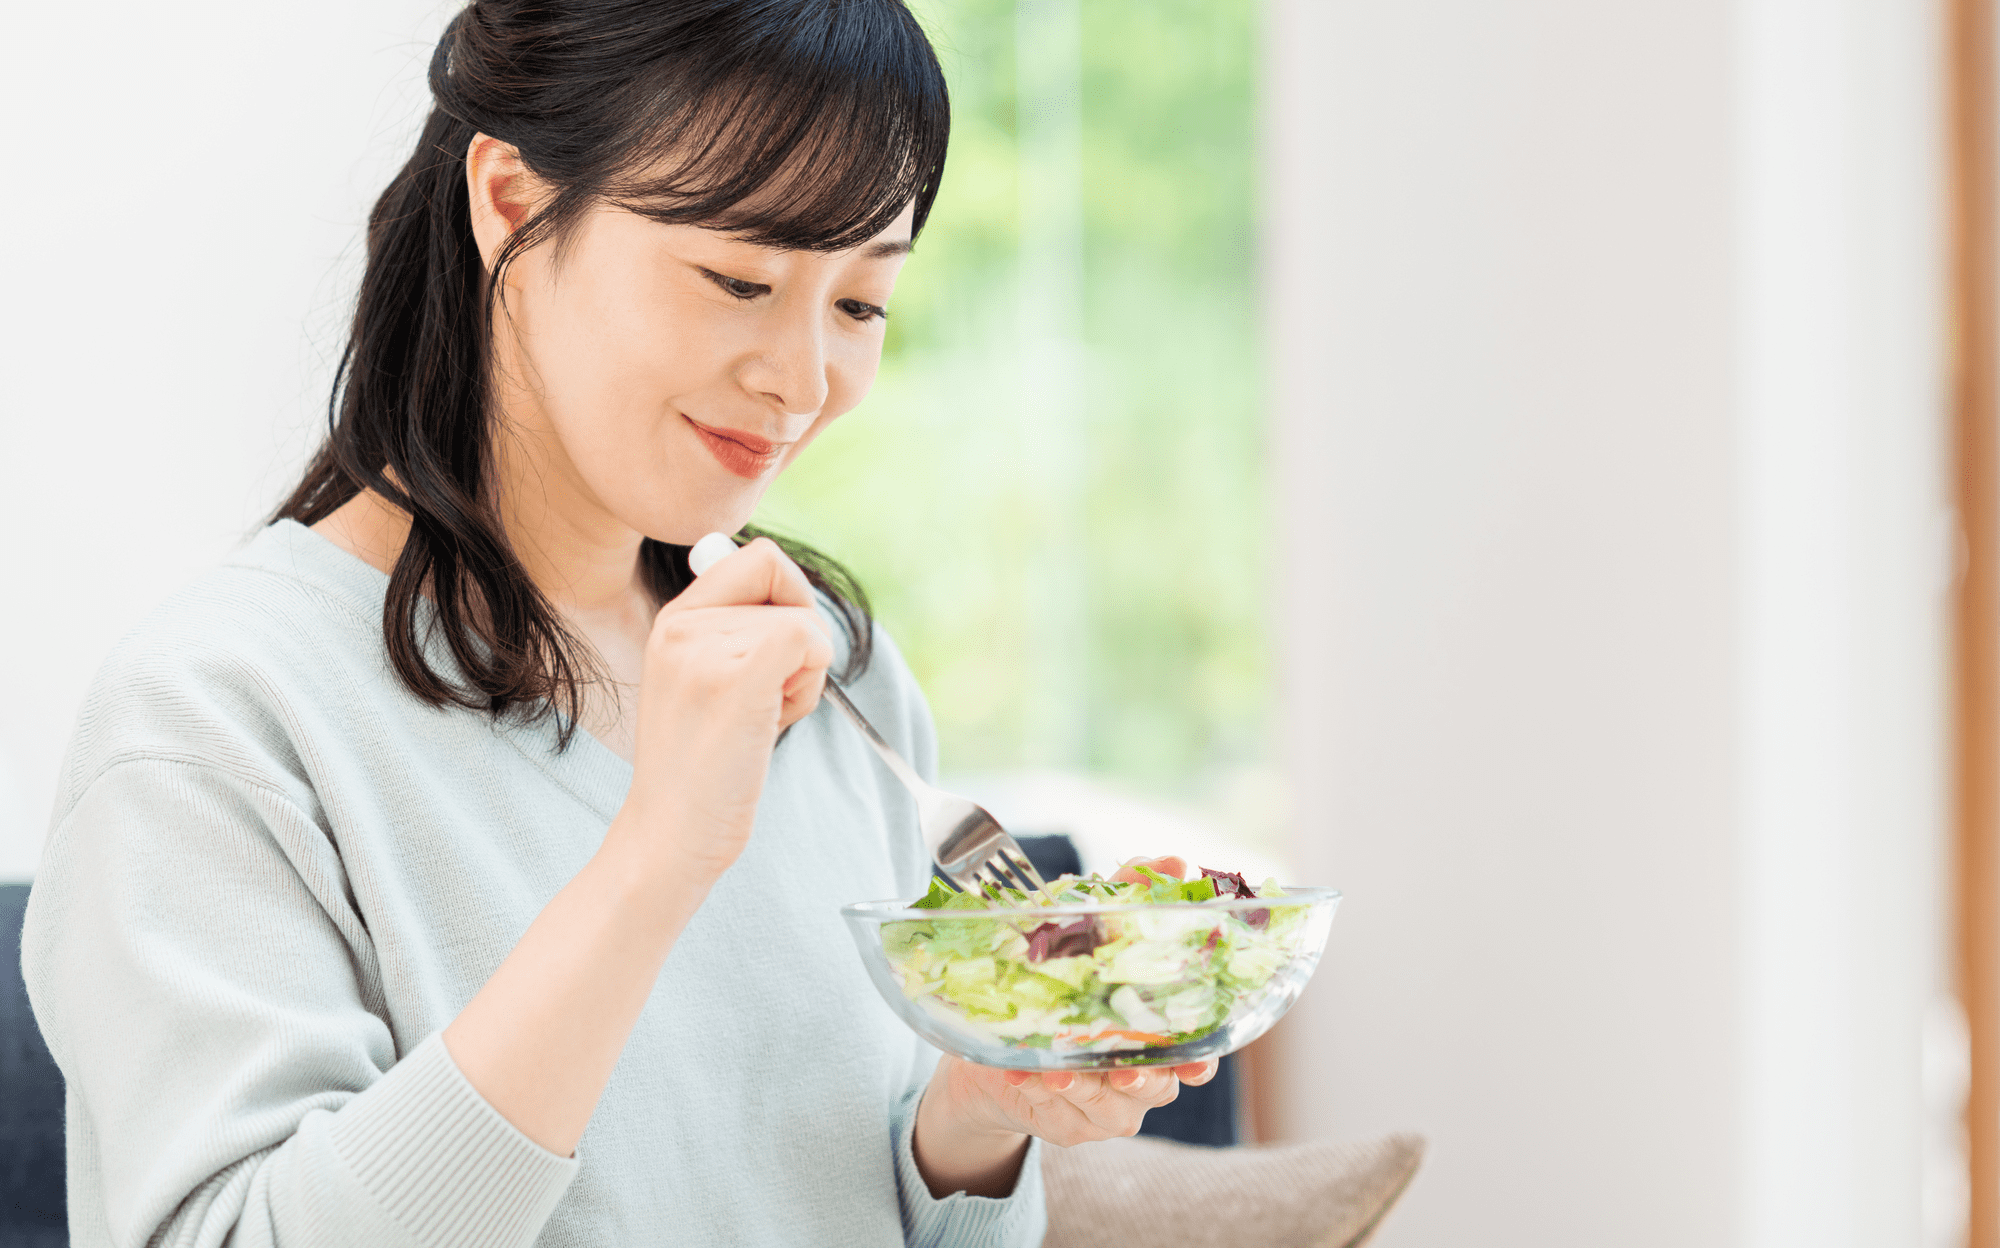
[817,681,1049,897]
[686,533,1049,898]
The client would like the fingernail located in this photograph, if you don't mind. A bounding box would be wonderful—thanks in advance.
[1005,1070,1030,1087]
[1048,1071,1073,1091]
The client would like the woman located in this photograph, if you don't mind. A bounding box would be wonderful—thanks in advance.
[21,2,1213,1246]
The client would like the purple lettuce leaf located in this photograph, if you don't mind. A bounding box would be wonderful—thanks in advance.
[1024,916,1103,962]
[1200,867,1269,928]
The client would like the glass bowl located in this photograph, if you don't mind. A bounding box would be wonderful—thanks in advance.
[841,885,1340,1070]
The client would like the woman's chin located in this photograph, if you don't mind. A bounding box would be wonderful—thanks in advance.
[634,487,768,548]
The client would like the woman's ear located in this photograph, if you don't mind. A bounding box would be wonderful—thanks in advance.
[465,134,542,271]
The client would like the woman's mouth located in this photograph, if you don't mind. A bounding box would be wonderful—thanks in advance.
[685,417,789,479]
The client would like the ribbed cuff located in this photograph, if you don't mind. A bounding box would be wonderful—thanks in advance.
[326,1032,579,1248]
[894,1097,1048,1248]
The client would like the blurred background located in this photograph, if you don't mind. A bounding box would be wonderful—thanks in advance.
[759,0,1286,883]
[0,0,1987,1245]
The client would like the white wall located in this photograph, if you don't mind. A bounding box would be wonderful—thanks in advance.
[1266,1,1950,1246]
[0,3,455,878]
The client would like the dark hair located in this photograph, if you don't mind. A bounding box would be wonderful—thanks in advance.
[275,0,949,743]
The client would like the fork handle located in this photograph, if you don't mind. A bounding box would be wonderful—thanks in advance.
[685,532,937,806]
[820,679,934,801]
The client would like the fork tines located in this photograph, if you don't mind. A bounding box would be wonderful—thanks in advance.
[972,845,1048,899]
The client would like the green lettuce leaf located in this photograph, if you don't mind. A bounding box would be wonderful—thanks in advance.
[911,877,957,910]
[1179,876,1218,903]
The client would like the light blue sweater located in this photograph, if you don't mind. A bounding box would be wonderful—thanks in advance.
[21,520,1045,1248]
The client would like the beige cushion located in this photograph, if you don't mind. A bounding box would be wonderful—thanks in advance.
[1042,1133,1425,1248]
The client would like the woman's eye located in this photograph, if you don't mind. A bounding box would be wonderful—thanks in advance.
[703,269,768,300]
[837,298,887,323]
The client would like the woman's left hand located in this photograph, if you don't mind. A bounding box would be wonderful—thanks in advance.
[911,849,1215,1197]
[911,1054,1220,1197]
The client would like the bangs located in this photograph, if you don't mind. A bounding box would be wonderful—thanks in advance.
[600,3,948,251]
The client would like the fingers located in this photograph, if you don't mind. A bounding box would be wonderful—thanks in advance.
[974,1061,1198,1147]
[1103,1068,1181,1106]
[666,536,819,612]
[992,1077,1102,1140]
[1033,1068,1181,1125]
[778,660,830,731]
[640,602,833,744]
[652,604,834,677]
[1173,1059,1219,1087]
[657,538,831,729]
[1032,1068,1176,1103]
[1111,855,1188,884]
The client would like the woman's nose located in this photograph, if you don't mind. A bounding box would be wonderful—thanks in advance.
[742,312,831,417]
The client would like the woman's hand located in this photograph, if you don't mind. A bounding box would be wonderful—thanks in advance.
[1111,855,1187,884]
[912,1055,1220,1197]
[612,537,832,882]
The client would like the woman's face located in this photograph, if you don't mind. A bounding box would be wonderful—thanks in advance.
[470,138,915,547]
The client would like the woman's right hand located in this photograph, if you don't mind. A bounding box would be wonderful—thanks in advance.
[611,537,833,883]
[444,538,827,1156]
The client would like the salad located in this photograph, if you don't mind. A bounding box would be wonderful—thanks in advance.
[879,866,1307,1058]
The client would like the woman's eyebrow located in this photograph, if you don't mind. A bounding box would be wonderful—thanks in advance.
[862,239,914,258]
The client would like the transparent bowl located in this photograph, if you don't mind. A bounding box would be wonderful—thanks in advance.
[841,886,1340,1070]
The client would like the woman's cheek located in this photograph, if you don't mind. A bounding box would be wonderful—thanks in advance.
[830,335,883,411]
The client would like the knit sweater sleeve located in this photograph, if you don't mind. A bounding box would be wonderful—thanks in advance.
[20,757,577,1248]
[890,1084,1048,1248]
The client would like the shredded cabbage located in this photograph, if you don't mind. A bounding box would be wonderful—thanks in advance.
[881,868,1306,1056]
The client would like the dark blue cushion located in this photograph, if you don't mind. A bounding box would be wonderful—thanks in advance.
[1011,836,1239,1148]
[0,883,65,1243]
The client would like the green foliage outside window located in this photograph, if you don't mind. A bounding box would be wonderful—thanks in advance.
[757,0,1267,801]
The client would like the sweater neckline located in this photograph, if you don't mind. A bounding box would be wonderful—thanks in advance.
[233,519,637,822]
